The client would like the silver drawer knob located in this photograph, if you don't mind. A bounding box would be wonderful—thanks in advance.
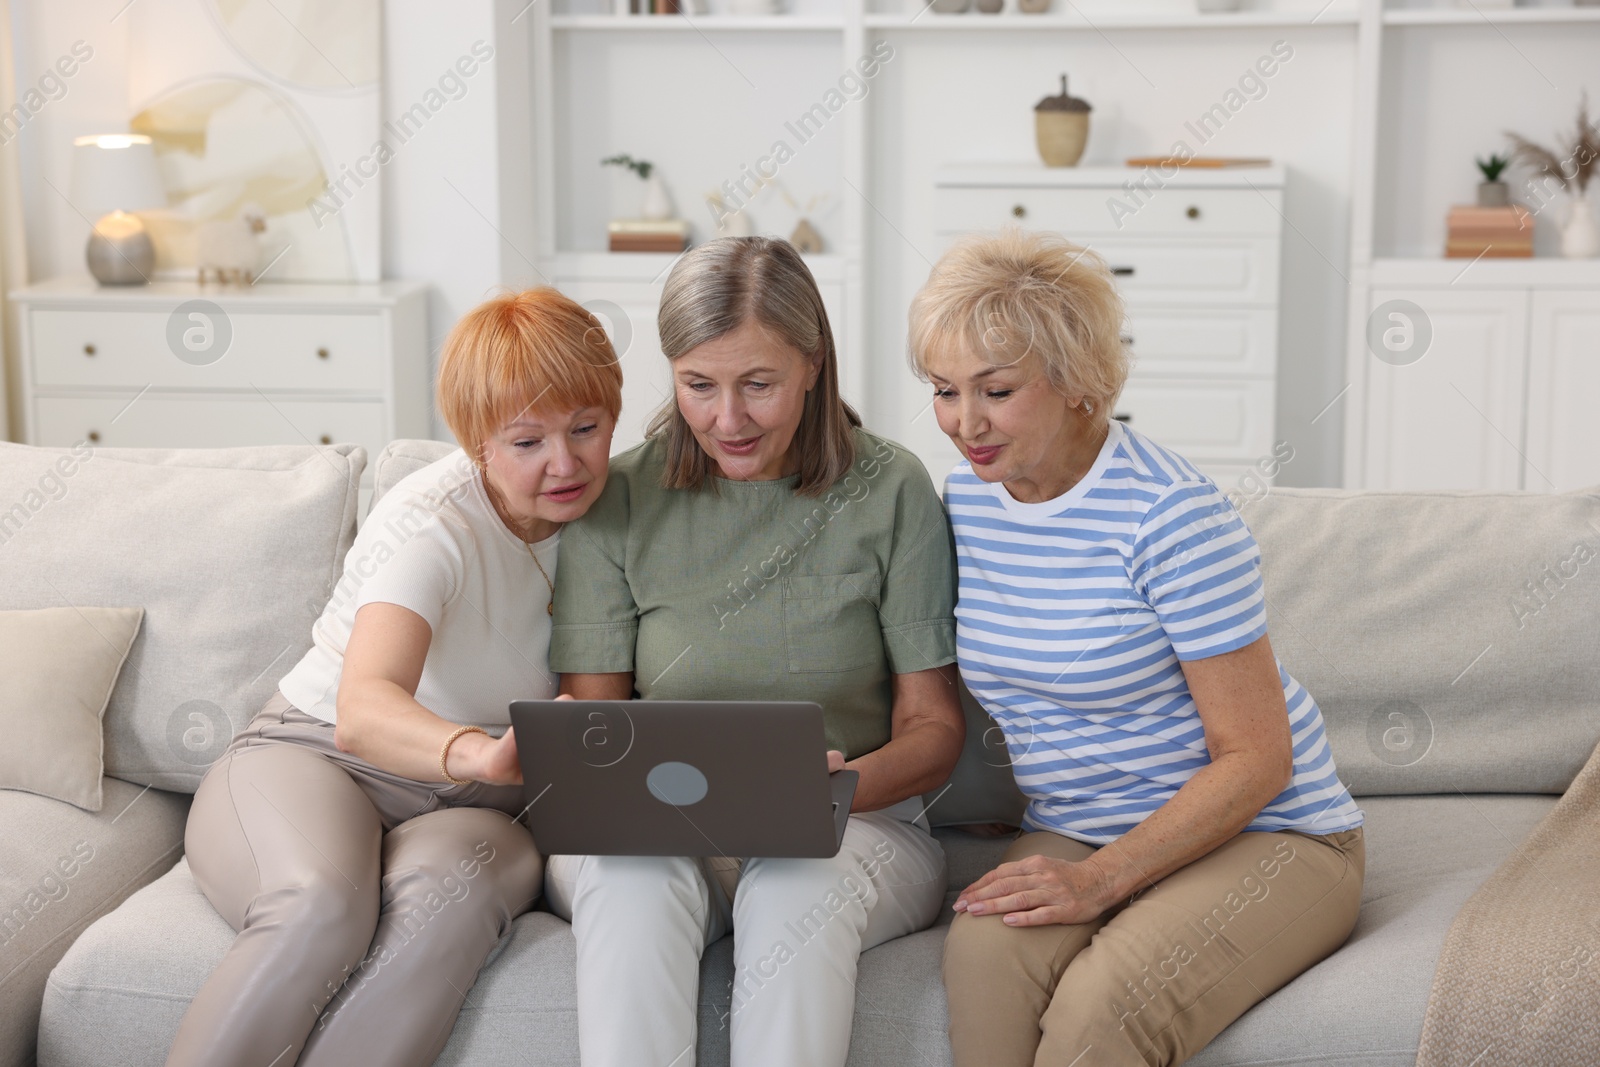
[1011,204,1026,219]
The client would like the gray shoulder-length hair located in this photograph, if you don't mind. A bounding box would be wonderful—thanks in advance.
[648,236,861,497]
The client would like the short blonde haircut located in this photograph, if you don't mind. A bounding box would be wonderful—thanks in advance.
[906,228,1130,416]
[649,236,861,497]
[436,287,624,466]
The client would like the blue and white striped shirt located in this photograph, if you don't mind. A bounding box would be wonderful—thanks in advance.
[945,421,1362,844]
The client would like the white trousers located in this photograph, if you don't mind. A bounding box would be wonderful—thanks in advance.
[545,799,947,1067]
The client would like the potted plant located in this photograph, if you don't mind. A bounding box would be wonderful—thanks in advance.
[1507,97,1600,258]
[602,153,672,220]
[1476,153,1511,207]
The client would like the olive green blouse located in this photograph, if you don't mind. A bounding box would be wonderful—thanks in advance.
[548,428,957,757]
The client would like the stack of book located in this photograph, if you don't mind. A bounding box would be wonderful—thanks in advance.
[608,219,690,253]
[1445,205,1534,258]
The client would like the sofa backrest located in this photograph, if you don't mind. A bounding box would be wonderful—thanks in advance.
[927,484,1600,824]
[374,442,1600,816]
[0,442,363,793]
[1243,485,1600,798]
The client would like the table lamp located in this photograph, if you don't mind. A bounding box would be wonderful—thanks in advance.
[71,134,167,285]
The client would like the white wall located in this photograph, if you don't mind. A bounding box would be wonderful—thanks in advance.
[6,0,534,442]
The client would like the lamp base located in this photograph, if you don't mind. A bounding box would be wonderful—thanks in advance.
[86,212,155,285]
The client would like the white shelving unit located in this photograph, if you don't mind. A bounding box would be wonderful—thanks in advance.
[1341,0,1600,490]
[526,0,1599,487]
[862,8,1359,27]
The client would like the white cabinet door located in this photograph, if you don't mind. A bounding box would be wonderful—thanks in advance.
[1526,290,1600,492]
[1362,287,1528,491]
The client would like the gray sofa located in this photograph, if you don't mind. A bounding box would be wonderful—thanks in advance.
[4,437,1597,1067]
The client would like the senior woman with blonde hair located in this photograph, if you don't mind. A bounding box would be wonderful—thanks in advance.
[545,235,963,1067]
[166,288,622,1067]
[909,228,1364,1067]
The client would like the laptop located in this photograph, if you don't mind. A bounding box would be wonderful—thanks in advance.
[509,699,859,859]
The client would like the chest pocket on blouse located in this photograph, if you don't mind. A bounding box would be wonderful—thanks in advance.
[781,571,883,674]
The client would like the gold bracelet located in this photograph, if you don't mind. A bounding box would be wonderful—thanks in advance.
[440,725,487,786]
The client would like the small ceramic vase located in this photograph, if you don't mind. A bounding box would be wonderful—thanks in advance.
[641,174,672,221]
[1561,195,1600,259]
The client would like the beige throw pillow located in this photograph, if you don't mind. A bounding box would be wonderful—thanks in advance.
[0,606,144,811]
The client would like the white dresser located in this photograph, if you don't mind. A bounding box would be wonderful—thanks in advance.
[10,277,430,509]
[933,164,1286,485]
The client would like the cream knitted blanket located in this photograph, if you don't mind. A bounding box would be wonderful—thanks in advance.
[1414,739,1600,1066]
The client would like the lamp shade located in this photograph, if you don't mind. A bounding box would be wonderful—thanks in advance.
[70,134,167,218]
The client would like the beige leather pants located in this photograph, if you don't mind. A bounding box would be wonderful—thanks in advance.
[167,691,543,1067]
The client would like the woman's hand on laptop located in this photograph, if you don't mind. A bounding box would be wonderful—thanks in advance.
[827,750,847,774]
[448,727,524,787]
[465,694,576,786]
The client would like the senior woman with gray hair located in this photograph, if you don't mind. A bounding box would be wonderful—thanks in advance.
[544,235,963,1067]
[910,228,1365,1067]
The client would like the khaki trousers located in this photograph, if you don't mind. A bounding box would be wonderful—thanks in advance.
[942,826,1364,1067]
[167,691,544,1067]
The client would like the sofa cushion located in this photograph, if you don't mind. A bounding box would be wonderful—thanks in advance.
[1,779,190,1067]
[38,794,1554,1067]
[0,606,144,811]
[370,439,456,511]
[0,442,364,792]
[1243,486,1600,797]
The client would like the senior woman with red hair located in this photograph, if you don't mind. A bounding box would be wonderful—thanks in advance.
[166,288,623,1067]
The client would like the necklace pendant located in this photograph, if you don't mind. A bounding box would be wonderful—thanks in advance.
[547,601,554,617]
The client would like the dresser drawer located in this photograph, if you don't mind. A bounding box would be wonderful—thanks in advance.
[29,309,385,391]
[1093,240,1279,306]
[1123,309,1278,377]
[934,185,1282,238]
[1112,378,1275,462]
[34,393,388,465]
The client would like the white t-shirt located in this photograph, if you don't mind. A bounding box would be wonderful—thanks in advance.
[278,448,559,731]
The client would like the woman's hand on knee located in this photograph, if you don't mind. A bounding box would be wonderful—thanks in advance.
[953,854,1118,927]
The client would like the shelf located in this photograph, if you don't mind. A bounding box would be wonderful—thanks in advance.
[935,161,1288,188]
[1383,7,1600,25]
[551,14,844,29]
[543,250,846,282]
[863,9,1358,29]
[7,276,430,308]
[1369,256,1600,287]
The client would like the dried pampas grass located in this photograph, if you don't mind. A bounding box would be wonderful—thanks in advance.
[1507,94,1600,194]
